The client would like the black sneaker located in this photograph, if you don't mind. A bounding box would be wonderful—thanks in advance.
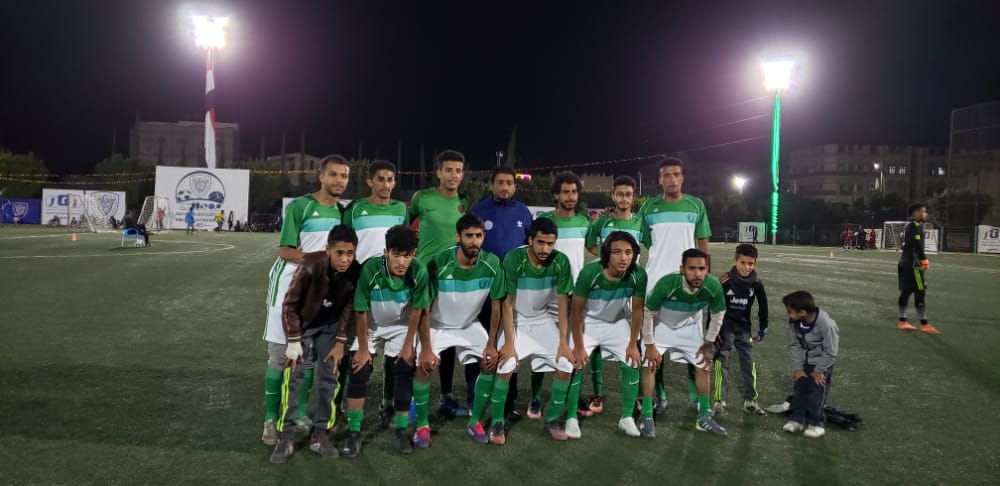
[341,431,363,458]
[394,428,414,454]
[379,404,396,425]
[269,436,294,464]
[309,432,339,458]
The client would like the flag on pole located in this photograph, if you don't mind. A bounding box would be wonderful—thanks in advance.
[204,51,217,169]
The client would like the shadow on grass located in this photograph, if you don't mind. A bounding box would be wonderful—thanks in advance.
[911,337,1000,396]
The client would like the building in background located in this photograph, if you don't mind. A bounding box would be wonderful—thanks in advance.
[130,120,240,168]
[948,101,1000,225]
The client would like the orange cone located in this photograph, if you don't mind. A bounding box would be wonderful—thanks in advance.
[828,250,834,259]
[71,233,77,242]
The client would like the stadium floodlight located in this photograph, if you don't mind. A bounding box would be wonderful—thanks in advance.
[733,175,748,195]
[873,162,884,192]
[192,15,229,170]
[762,58,795,245]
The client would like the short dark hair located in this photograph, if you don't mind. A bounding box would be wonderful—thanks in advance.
[734,244,758,260]
[600,231,640,272]
[612,175,637,191]
[327,224,358,247]
[907,203,926,217]
[681,248,709,265]
[529,217,558,239]
[320,155,349,171]
[385,224,418,253]
[658,156,683,172]
[368,160,396,179]
[491,166,516,183]
[436,150,465,169]
[783,290,818,313]
[456,213,484,234]
[550,171,583,195]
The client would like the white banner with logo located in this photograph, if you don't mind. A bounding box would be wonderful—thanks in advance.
[41,189,126,226]
[737,222,766,243]
[924,228,940,253]
[155,167,250,229]
[977,225,1000,253]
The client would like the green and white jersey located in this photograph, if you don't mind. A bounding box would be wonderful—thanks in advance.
[343,198,409,264]
[354,256,430,328]
[644,273,725,330]
[409,188,469,264]
[574,261,647,324]
[267,194,342,307]
[426,247,506,329]
[538,211,591,282]
[585,213,644,256]
[638,194,711,289]
[503,246,573,324]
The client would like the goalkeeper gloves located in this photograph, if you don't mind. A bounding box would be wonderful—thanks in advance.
[285,340,303,362]
[755,328,768,342]
[920,259,929,271]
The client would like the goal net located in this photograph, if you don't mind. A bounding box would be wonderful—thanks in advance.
[139,195,173,233]
[883,221,938,253]
[67,193,118,233]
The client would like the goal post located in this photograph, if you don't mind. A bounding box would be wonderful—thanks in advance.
[882,221,938,253]
[139,195,173,233]
[66,193,118,233]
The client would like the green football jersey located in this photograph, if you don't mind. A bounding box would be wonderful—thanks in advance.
[426,247,506,328]
[638,194,711,288]
[409,188,469,264]
[343,198,409,264]
[644,273,725,330]
[279,194,343,252]
[585,213,644,256]
[503,246,573,322]
[354,256,430,328]
[573,260,647,324]
[537,210,591,282]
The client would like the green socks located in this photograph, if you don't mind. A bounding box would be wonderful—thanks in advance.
[565,372,583,420]
[544,377,570,423]
[490,377,510,425]
[413,380,431,428]
[589,348,604,395]
[383,358,395,403]
[619,363,640,420]
[264,366,283,422]
[531,371,545,401]
[655,364,667,400]
[641,396,654,418]
[698,395,711,419]
[469,373,496,426]
[687,364,698,403]
[297,368,314,419]
[347,409,364,432]
[394,413,409,429]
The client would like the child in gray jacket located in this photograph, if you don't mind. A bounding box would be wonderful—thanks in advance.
[781,290,839,438]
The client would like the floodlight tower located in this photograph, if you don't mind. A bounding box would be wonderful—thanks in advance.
[762,59,794,245]
[192,15,229,169]
[733,175,748,196]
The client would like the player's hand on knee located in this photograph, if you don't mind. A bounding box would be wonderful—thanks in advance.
[642,344,661,371]
[626,347,642,369]
[482,345,499,372]
[557,343,576,368]
[285,340,303,372]
[572,346,588,370]
[695,342,716,371]
[325,341,345,374]
[418,348,438,374]
[498,344,518,368]
[352,348,372,373]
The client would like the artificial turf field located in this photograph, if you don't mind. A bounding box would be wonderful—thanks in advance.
[1,226,998,485]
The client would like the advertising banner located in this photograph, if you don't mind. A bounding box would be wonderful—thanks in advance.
[155,167,250,229]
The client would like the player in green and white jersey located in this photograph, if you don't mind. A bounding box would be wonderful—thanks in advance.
[637,157,711,414]
[565,231,647,439]
[538,171,590,282]
[260,155,350,446]
[640,248,728,438]
[346,225,432,455]
[409,149,472,417]
[581,175,643,415]
[493,217,577,442]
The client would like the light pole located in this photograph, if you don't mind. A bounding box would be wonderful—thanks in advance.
[733,175,748,196]
[495,150,504,167]
[873,162,884,192]
[192,15,229,169]
[762,59,794,245]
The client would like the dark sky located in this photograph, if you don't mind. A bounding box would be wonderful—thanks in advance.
[1,0,998,175]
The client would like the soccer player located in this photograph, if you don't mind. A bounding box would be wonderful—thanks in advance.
[409,149,472,416]
[781,290,839,439]
[582,175,643,414]
[185,206,195,234]
[343,160,409,421]
[269,225,361,464]
[638,156,711,414]
[712,244,769,415]
[419,214,507,445]
[640,248,728,437]
[261,155,350,446]
[565,231,647,438]
[493,217,576,442]
[346,224,432,455]
[897,203,939,334]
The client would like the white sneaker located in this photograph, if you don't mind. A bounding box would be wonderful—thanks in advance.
[804,425,826,438]
[766,401,791,414]
[261,420,277,445]
[564,418,582,439]
[712,400,727,415]
[618,417,641,437]
[782,420,805,433]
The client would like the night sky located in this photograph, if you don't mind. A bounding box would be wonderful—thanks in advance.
[1,0,998,175]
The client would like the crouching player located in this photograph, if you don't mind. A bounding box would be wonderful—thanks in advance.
[269,225,362,464]
[782,290,839,439]
[346,225,432,456]
[640,248,728,437]
[566,231,647,438]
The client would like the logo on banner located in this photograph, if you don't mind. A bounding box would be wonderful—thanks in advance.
[175,170,226,209]
[13,202,29,218]
[88,192,121,217]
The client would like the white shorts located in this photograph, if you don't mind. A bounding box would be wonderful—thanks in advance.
[579,319,631,364]
[424,324,489,365]
[646,322,705,366]
[263,259,298,344]
[350,325,408,357]
[497,315,574,374]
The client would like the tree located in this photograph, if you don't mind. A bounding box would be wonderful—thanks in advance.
[928,189,994,226]
[92,154,154,209]
[0,150,48,198]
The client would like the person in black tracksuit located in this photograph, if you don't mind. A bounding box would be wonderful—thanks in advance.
[712,244,769,415]
[897,203,939,334]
